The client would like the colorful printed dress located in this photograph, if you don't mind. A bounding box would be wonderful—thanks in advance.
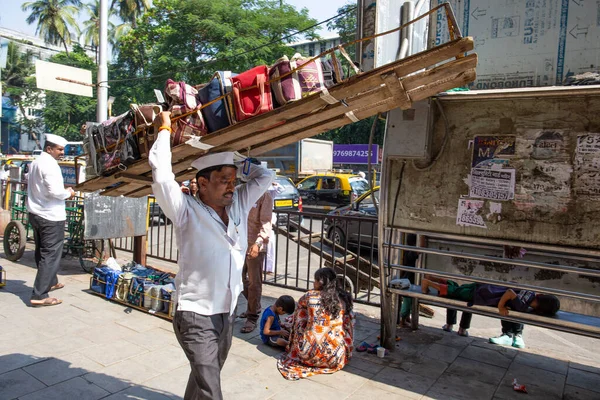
[277,290,354,380]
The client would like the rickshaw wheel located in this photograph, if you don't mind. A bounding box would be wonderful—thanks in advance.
[78,239,105,273]
[3,221,27,261]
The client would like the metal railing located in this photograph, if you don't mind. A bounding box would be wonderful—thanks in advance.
[267,210,380,306]
[378,226,600,341]
[114,206,382,306]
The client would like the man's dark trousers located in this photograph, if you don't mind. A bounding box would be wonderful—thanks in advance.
[173,310,236,400]
[502,320,524,335]
[29,213,64,300]
[242,252,265,323]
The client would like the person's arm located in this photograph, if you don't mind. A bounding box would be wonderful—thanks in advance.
[43,164,73,200]
[262,315,289,337]
[149,112,186,225]
[248,192,274,259]
[236,161,274,213]
[497,289,517,316]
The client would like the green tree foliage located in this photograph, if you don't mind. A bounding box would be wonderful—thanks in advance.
[1,42,45,144]
[111,0,151,28]
[81,0,123,62]
[109,0,318,113]
[22,0,82,54]
[43,46,97,141]
[326,2,357,60]
[317,115,385,146]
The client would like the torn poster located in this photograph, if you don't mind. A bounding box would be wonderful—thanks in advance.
[470,168,516,201]
[574,133,600,196]
[456,199,487,228]
[472,136,516,168]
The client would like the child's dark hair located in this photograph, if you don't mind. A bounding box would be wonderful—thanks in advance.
[275,295,296,315]
[314,267,353,318]
[534,294,560,316]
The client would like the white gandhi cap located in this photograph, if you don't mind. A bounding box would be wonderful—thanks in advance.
[44,134,69,147]
[191,152,236,172]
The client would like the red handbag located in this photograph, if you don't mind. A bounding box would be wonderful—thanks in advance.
[231,66,273,122]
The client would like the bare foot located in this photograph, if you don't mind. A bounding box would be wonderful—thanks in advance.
[30,298,62,307]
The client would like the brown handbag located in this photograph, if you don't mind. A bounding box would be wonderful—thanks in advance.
[137,127,157,159]
[131,103,164,128]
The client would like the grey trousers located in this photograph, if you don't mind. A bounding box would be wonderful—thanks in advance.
[242,253,264,323]
[29,213,65,300]
[173,310,236,400]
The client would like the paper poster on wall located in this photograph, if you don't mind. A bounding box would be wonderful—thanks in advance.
[456,199,487,228]
[574,133,600,196]
[472,136,516,168]
[470,168,516,201]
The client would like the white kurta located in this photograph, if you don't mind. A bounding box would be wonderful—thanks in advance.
[149,130,274,316]
[26,152,71,221]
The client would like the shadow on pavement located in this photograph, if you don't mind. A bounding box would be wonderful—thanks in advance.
[0,353,180,400]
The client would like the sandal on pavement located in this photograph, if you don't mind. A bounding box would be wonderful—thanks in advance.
[442,324,453,332]
[237,312,248,319]
[458,328,469,337]
[30,298,62,307]
[356,341,373,352]
[240,320,257,334]
[50,283,65,292]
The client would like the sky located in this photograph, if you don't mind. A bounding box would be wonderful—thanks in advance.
[0,0,352,39]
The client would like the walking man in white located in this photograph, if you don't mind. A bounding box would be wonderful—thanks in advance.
[149,112,273,399]
[27,134,75,307]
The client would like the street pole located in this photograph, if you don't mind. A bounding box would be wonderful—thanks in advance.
[97,0,109,123]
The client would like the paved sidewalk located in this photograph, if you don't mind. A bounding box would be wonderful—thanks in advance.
[1,249,599,400]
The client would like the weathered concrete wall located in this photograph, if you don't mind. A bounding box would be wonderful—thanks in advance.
[387,92,600,249]
[383,90,600,316]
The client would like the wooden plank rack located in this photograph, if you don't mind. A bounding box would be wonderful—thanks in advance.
[76,37,476,198]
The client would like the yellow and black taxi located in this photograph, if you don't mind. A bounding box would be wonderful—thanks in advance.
[271,175,303,229]
[296,172,370,214]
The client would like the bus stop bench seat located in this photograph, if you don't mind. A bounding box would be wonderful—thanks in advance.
[389,285,600,339]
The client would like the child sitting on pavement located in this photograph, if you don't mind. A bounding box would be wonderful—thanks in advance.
[260,295,296,349]
[421,274,560,344]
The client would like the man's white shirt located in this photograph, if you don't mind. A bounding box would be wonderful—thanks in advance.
[27,152,71,221]
[149,130,274,316]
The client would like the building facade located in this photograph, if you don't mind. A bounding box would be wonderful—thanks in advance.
[0,27,94,154]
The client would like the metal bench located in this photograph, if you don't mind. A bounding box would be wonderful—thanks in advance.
[379,231,600,347]
[390,284,600,339]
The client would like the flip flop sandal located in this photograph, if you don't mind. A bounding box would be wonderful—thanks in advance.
[240,320,256,333]
[442,324,453,332]
[31,298,62,307]
[356,341,371,352]
[50,283,65,291]
[237,312,248,319]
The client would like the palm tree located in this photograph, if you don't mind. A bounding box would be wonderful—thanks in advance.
[22,0,82,54]
[111,0,151,28]
[81,0,120,62]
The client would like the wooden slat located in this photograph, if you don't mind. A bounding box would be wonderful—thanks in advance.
[401,53,478,92]
[381,72,411,109]
[407,69,477,102]
[200,37,473,147]
[76,37,476,197]
[251,99,401,155]
[213,87,389,153]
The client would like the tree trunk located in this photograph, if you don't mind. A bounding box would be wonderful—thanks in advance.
[61,37,70,55]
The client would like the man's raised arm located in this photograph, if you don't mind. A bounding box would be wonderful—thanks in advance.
[149,112,185,224]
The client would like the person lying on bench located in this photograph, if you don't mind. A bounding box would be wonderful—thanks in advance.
[421,275,560,348]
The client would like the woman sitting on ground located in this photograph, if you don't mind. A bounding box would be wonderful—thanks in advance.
[277,267,354,380]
